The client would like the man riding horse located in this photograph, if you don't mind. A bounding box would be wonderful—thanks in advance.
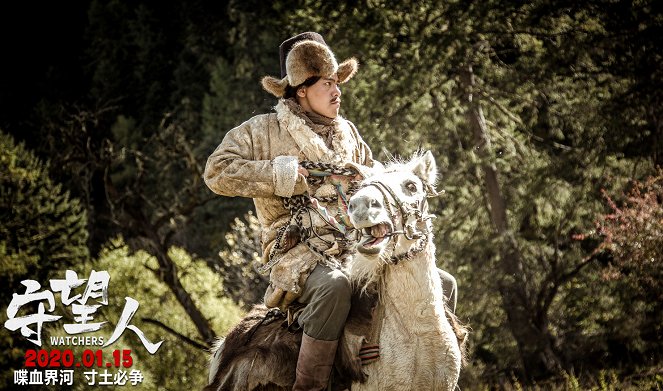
[204,32,457,390]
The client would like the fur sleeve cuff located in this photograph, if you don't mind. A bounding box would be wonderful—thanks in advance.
[272,156,299,197]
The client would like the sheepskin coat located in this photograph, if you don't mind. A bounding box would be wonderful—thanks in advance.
[204,99,374,308]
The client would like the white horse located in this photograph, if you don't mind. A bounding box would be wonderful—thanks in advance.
[206,151,465,391]
[346,150,463,390]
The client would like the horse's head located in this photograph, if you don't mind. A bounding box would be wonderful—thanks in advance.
[348,151,438,269]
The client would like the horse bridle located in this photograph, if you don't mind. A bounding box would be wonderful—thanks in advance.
[360,180,436,263]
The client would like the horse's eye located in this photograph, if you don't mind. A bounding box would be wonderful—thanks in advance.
[405,181,418,193]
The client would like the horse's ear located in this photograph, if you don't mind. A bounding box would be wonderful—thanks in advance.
[345,161,383,179]
[410,150,437,186]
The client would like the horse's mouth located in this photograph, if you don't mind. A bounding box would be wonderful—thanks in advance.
[357,222,393,254]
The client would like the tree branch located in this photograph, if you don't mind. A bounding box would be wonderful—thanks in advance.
[141,317,209,351]
[558,252,601,284]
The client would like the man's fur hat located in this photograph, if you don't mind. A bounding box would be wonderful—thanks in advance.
[261,32,358,98]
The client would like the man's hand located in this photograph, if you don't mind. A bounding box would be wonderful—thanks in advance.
[282,225,301,252]
[298,165,309,177]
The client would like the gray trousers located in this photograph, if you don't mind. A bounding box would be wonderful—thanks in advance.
[295,264,458,341]
[296,264,352,341]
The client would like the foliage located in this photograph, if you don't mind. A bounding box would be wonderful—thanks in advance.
[596,173,663,287]
[214,212,269,308]
[589,173,663,367]
[64,239,244,390]
[467,367,663,391]
[0,131,89,293]
[0,131,89,389]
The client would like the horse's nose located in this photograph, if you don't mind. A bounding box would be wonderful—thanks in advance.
[348,194,382,214]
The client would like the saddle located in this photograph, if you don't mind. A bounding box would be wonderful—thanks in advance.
[206,286,379,391]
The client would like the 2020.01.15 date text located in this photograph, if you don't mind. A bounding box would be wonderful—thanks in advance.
[24,349,133,368]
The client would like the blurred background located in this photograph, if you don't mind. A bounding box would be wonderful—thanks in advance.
[1,0,661,389]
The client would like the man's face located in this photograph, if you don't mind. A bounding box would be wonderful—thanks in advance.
[297,76,341,118]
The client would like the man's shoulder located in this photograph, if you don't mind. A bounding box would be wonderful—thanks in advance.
[244,112,276,126]
[231,112,277,133]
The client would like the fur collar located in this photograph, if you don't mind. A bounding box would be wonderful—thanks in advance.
[275,100,356,164]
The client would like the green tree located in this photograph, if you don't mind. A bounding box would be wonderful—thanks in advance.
[215,212,269,308]
[63,240,244,390]
[591,174,663,367]
[38,106,222,345]
[0,131,89,388]
[24,0,252,348]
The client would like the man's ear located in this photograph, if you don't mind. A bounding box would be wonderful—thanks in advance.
[410,150,437,186]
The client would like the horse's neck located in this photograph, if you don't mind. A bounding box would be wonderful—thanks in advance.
[380,241,444,314]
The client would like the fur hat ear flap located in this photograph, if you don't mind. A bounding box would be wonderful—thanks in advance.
[337,58,358,84]
[261,76,289,98]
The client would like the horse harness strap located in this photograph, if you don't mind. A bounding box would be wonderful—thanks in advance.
[361,180,434,264]
[258,161,360,274]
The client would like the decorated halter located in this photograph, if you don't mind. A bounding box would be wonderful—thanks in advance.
[359,177,437,264]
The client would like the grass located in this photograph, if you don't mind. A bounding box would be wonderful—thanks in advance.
[461,366,663,390]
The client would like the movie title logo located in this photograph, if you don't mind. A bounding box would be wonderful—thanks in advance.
[4,269,164,387]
